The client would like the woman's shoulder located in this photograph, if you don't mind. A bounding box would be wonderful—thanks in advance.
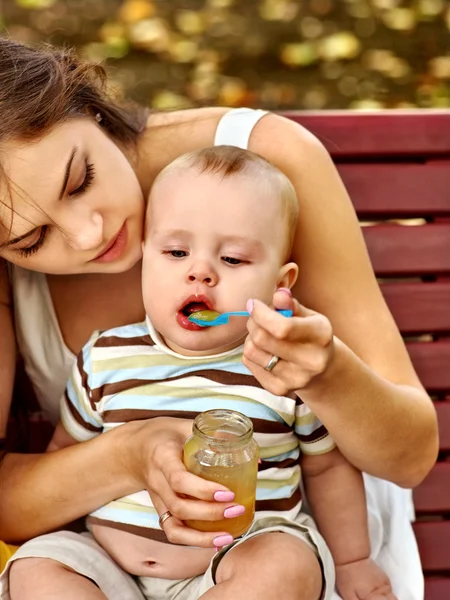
[143,106,321,175]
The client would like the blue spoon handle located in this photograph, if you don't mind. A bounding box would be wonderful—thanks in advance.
[224,309,293,318]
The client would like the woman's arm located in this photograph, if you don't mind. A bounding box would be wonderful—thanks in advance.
[0,425,139,542]
[247,114,438,487]
[0,260,16,438]
[0,417,240,544]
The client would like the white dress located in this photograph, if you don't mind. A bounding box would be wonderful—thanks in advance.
[8,108,423,600]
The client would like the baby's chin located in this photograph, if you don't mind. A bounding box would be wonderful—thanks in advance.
[164,331,247,357]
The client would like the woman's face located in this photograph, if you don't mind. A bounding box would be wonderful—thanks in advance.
[0,118,145,274]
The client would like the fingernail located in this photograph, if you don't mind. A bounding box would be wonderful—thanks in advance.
[213,534,234,547]
[224,505,245,519]
[277,287,292,296]
[214,491,235,502]
[258,458,262,464]
[246,299,254,314]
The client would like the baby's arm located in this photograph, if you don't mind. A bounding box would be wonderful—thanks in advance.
[302,448,395,599]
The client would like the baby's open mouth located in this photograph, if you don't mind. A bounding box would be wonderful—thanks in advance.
[181,301,210,317]
[177,295,215,330]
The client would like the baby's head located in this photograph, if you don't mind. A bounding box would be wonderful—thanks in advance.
[142,145,299,356]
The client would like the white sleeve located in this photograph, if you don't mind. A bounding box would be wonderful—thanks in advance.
[214,108,269,150]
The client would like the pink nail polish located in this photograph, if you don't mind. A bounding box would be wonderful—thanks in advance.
[246,299,254,314]
[214,491,235,502]
[213,534,234,547]
[277,287,292,296]
[224,505,245,519]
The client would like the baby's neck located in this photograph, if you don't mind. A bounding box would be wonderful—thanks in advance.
[163,336,245,357]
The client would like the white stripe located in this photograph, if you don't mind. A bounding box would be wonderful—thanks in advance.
[254,431,297,448]
[163,377,294,417]
[93,344,158,361]
[125,491,154,507]
[60,401,98,442]
[257,465,300,481]
[295,403,314,417]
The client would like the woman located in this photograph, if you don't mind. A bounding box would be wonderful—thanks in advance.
[0,37,437,599]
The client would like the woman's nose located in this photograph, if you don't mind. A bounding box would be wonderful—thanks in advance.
[65,211,103,251]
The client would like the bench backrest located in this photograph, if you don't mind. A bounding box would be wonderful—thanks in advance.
[289,110,450,599]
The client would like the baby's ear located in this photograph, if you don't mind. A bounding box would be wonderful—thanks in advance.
[277,262,298,291]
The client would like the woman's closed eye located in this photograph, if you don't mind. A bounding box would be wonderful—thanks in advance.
[17,226,48,258]
[69,162,95,197]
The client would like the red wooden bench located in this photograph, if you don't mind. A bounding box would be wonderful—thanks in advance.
[290,110,450,600]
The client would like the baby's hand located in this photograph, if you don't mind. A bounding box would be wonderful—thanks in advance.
[336,558,396,600]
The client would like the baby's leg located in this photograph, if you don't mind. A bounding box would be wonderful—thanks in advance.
[9,558,106,600]
[1,531,144,600]
[200,532,323,600]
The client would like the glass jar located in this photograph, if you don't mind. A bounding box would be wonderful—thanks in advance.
[183,409,259,537]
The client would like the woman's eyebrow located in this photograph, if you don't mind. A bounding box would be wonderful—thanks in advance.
[59,146,78,200]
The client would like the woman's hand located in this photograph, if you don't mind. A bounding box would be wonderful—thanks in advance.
[243,289,334,396]
[127,417,242,549]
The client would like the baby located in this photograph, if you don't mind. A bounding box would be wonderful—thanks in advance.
[28,146,393,599]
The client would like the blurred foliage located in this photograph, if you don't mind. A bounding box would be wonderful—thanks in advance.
[1,0,450,109]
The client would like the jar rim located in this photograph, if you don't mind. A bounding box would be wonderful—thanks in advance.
[193,409,253,446]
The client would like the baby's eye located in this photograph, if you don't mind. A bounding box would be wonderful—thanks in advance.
[169,250,188,258]
[222,256,243,265]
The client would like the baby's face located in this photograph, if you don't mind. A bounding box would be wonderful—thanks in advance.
[142,169,295,356]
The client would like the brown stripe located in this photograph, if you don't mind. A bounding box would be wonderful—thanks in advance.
[65,392,102,433]
[87,516,169,543]
[297,424,329,443]
[96,369,278,401]
[255,487,302,512]
[258,456,299,471]
[94,334,154,348]
[102,409,290,434]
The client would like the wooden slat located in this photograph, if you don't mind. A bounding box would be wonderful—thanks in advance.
[362,223,450,276]
[413,521,450,571]
[381,282,450,334]
[406,341,450,392]
[424,578,450,600]
[435,403,450,452]
[414,463,450,514]
[338,163,450,217]
[286,111,450,157]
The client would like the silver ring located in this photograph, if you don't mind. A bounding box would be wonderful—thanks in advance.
[264,355,280,372]
[158,510,173,529]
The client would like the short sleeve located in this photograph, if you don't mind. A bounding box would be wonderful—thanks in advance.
[295,397,336,455]
[60,331,103,442]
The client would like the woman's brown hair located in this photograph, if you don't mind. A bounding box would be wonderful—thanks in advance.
[0,36,149,145]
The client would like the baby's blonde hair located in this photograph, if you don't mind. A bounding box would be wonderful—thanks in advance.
[149,145,299,261]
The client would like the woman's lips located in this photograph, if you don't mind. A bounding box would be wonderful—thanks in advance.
[91,224,127,263]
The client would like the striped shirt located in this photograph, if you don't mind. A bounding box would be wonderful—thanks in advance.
[61,318,335,542]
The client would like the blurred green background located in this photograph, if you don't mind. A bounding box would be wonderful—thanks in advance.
[1,0,449,110]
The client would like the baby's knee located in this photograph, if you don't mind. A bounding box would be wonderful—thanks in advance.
[217,532,322,592]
